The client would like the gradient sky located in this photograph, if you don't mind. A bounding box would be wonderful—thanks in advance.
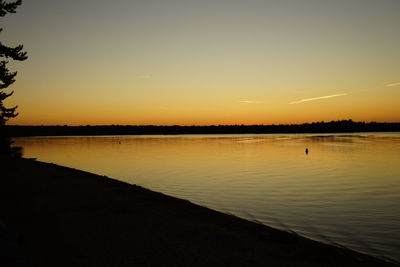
[2,0,400,125]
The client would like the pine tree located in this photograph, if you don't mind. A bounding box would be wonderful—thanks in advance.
[0,0,27,156]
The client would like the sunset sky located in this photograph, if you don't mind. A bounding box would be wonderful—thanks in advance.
[2,0,400,125]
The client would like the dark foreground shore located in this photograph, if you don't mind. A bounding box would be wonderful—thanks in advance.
[0,158,397,267]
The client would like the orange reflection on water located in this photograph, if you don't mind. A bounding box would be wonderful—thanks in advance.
[14,133,400,262]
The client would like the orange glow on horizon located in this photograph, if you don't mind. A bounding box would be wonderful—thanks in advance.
[3,1,400,126]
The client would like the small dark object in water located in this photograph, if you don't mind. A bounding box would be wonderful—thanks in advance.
[305,148,309,154]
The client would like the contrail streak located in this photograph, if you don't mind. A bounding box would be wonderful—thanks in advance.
[240,100,261,104]
[289,93,347,104]
[386,82,400,87]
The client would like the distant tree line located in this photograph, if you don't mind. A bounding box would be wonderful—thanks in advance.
[6,120,400,137]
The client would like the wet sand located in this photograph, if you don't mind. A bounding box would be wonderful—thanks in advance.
[0,158,397,266]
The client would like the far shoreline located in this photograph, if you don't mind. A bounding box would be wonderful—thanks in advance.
[6,120,400,137]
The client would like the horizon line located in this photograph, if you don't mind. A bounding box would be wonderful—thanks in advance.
[7,120,400,127]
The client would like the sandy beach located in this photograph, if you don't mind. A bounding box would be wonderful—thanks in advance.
[0,158,397,267]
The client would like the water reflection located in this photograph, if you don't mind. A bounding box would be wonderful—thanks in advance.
[14,133,400,263]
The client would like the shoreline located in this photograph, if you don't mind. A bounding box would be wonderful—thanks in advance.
[1,158,398,266]
[6,121,400,137]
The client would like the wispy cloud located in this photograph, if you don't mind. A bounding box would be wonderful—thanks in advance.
[240,100,261,104]
[386,82,400,87]
[289,93,348,104]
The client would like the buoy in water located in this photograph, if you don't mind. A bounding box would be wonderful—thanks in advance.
[305,148,309,154]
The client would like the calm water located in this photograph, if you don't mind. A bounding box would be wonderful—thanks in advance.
[14,133,400,262]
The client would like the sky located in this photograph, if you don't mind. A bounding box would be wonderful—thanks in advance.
[2,0,400,125]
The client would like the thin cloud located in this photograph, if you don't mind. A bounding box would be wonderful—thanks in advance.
[386,82,400,87]
[240,100,261,104]
[289,93,348,104]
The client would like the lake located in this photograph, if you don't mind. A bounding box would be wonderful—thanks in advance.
[14,133,400,263]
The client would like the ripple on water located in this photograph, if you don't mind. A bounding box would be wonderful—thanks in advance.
[13,133,400,263]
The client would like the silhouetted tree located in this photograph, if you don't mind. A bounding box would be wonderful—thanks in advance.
[0,0,27,156]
